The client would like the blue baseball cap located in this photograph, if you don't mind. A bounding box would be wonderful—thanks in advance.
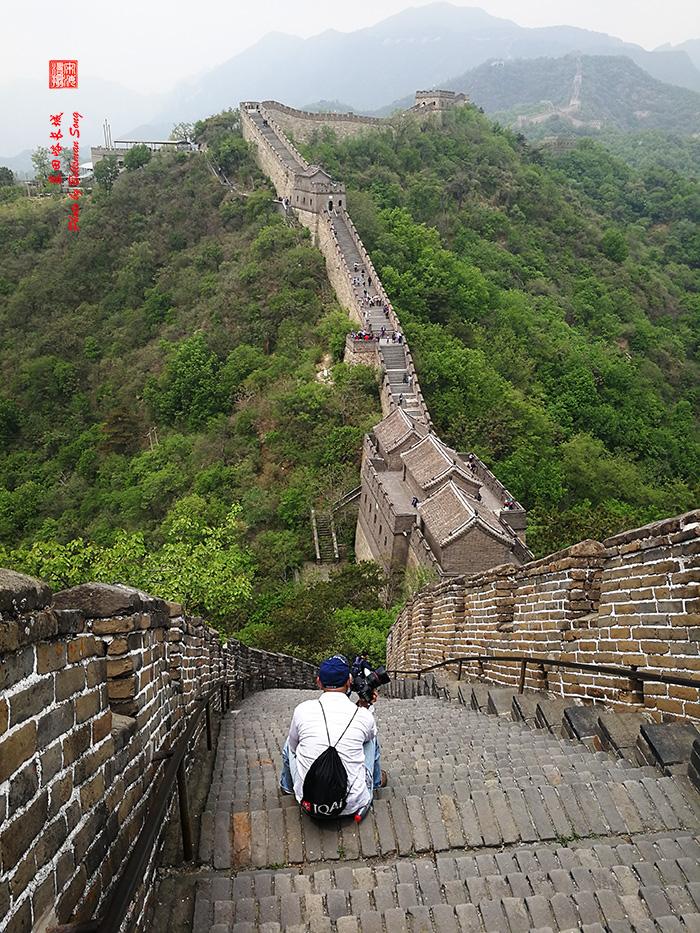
[318,655,351,687]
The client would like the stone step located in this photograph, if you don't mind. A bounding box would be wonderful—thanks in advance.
[597,711,649,764]
[536,699,572,736]
[193,836,700,931]
[200,692,700,872]
[511,691,548,726]
[487,688,517,718]
[638,722,700,776]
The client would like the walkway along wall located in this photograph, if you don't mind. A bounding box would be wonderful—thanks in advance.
[239,102,432,427]
[0,570,315,933]
[387,510,700,721]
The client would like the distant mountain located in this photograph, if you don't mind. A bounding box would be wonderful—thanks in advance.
[0,76,164,162]
[656,39,700,72]
[301,100,358,113]
[429,55,700,137]
[0,150,33,178]
[149,2,700,126]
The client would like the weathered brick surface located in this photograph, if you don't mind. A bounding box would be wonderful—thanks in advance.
[0,571,314,932]
[388,511,700,718]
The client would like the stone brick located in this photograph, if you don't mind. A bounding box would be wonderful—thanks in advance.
[0,646,34,691]
[74,737,114,785]
[75,690,100,723]
[36,640,67,673]
[62,722,91,766]
[0,568,51,614]
[0,720,37,783]
[32,871,56,926]
[40,741,63,785]
[53,582,144,618]
[34,813,68,870]
[37,700,74,748]
[107,656,135,677]
[49,772,73,818]
[92,710,112,743]
[67,634,103,662]
[85,657,107,687]
[108,636,130,655]
[108,674,137,700]
[55,665,86,701]
[56,865,87,923]
[0,790,47,873]
[8,761,39,817]
[80,771,105,810]
[0,697,7,735]
[4,896,31,933]
[10,677,55,727]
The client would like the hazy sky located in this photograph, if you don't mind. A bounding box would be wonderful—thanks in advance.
[4,0,699,93]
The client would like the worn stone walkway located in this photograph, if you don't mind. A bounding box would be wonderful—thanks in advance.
[193,688,700,931]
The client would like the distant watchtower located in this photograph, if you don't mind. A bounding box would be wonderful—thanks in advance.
[413,89,469,111]
[292,165,346,214]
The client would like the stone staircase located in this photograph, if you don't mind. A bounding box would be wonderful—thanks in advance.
[248,111,306,172]
[313,512,338,563]
[190,686,700,931]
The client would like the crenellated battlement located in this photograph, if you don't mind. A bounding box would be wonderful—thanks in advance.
[387,509,700,721]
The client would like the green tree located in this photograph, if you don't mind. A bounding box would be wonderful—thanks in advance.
[124,144,152,171]
[601,228,629,262]
[31,147,50,182]
[145,333,225,428]
[170,122,194,142]
[93,156,120,190]
[0,167,14,187]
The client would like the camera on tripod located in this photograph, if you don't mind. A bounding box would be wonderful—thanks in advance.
[352,656,391,703]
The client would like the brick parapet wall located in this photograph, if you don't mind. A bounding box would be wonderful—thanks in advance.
[387,510,700,719]
[260,100,388,144]
[0,572,314,933]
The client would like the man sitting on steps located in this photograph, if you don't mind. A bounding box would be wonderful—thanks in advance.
[279,655,387,818]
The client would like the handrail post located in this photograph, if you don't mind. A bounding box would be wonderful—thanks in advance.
[176,759,194,861]
[457,659,463,682]
[205,700,213,751]
[518,658,527,694]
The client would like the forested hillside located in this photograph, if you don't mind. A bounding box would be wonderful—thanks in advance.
[1,103,698,657]
[302,107,699,554]
[447,55,700,137]
[0,123,394,659]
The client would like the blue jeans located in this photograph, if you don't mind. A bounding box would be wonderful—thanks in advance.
[280,737,382,796]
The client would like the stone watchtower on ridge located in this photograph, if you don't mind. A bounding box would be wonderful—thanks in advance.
[356,408,531,579]
[292,165,345,214]
[412,89,469,111]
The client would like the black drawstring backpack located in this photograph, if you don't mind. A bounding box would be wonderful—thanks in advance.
[301,699,358,819]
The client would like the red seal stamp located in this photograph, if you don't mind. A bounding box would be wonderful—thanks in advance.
[49,60,78,89]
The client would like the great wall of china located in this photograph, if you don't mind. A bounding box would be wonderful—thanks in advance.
[1,94,700,933]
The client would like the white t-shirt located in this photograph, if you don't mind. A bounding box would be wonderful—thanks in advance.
[287,692,377,816]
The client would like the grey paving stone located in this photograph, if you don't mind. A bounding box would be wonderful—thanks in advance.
[428,903,458,933]
[359,911,383,933]
[454,903,482,932]
[478,896,508,932]
[384,907,410,933]
[550,892,579,929]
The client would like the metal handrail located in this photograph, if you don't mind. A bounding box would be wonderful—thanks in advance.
[389,653,700,694]
[48,678,234,933]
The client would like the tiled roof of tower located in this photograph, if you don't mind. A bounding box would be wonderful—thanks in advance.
[401,434,455,489]
[373,408,426,454]
[419,480,515,547]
